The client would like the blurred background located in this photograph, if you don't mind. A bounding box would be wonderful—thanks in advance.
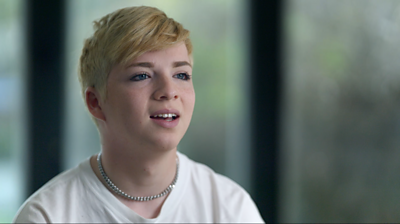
[1,0,400,222]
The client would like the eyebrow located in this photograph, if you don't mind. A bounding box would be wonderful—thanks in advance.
[127,62,154,68]
[127,61,192,68]
[173,61,192,68]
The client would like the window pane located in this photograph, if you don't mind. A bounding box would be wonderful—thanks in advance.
[281,0,400,222]
[64,0,251,191]
[0,0,25,222]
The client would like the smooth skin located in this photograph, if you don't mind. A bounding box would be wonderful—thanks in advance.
[85,42,195,218]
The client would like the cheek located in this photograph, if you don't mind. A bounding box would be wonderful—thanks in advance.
[183,88,195,111]
[110,91,143,115]
[125,95,146,115]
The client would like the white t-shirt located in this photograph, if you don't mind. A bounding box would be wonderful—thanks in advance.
[13,152,264,223]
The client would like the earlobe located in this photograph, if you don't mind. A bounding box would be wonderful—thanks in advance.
[85,87,106,121]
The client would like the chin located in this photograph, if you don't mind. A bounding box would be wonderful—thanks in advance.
[149,135,181,152]
[145,126,188,150]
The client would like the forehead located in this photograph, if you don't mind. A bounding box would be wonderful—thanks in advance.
[132,43,190,64]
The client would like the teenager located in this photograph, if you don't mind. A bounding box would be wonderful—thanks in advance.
[14,6,264,223]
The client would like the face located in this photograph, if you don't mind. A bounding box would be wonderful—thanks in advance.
[90,43,195,152]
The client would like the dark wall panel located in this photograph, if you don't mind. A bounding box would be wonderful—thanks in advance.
[26,0,66,195]
[250,0,283,222]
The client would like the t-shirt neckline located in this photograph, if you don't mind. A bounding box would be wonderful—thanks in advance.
[80,151,189,223]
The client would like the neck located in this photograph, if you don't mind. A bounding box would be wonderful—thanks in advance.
[92,142,178,199]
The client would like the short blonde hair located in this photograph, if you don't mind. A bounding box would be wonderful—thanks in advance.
[78,6,192,102]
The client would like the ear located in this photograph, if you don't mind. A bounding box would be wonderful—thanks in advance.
[85,87,106,121]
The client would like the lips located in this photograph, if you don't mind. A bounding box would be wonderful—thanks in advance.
[150,113,178,121]
[150,109,180,128]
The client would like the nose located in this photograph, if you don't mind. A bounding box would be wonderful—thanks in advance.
[153,76,178,100]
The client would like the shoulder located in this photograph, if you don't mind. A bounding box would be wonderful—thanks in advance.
[180,152,247,198]
[13,159,92,223]
[178,153,264,223]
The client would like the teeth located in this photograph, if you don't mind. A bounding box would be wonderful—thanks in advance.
[153,113,177,118]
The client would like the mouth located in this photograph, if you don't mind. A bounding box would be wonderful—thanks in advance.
[150,113,180,122]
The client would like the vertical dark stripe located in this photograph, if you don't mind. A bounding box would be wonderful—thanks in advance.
[250,0,283,222]
[26,0,66,195]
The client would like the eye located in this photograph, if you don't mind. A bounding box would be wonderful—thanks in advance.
[174,72,191,80]
[130,73,150,81]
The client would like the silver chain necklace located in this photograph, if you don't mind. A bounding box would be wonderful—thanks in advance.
[97,152,179,201]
